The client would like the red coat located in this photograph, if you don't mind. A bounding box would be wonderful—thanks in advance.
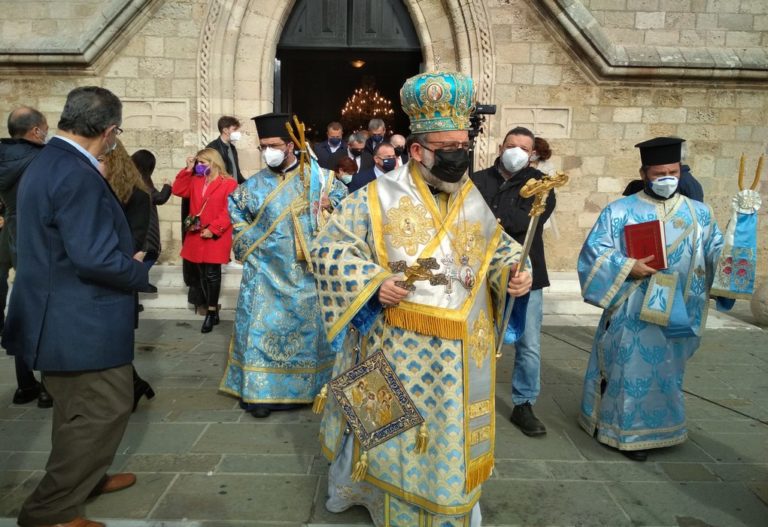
[172,168,239,264]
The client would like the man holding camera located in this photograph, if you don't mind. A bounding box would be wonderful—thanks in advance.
[471,126,556,437]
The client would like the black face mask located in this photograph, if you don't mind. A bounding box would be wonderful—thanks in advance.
[424,148,470,183]
[349,148,363,157]
[394,146,404,157]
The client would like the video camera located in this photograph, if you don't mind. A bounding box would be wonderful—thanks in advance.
[468,104,496,142]
[468,104,496,175]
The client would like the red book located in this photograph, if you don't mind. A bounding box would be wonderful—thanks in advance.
[624,220,668,270]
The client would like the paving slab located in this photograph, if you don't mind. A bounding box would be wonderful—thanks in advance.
[149,474,318,522]
[1,318,766,526]
[606,481,768,527]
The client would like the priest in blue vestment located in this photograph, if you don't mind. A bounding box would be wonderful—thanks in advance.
[220,113,347,419]
[577,137,743,462]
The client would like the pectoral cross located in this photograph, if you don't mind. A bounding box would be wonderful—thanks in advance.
[390,257,449,292]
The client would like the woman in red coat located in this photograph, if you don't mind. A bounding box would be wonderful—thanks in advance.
[172,148,238,333]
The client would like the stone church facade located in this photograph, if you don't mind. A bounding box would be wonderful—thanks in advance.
[1,0,766,273]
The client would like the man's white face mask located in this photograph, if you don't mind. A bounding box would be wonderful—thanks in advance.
[262,147,285,168]
[501,146,529,174]
[649,176,679,198]
[229,131,242,143]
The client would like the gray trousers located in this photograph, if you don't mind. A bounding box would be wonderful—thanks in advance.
[17,364,133,526]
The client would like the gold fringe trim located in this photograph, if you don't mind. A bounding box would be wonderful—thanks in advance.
[351,451,368,482]
[465,456,494,493]
[312,384,328,414]
[414,422,429,454]
[385,307,466,340]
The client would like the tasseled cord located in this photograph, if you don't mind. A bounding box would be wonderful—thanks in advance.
[415,422,429,454]
[312,384,328,414]
[351,451,368,482]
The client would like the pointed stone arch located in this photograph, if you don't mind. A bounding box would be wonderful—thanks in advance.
[196,0,497,167]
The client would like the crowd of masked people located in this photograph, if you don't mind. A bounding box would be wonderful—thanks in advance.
[0,82,713,527]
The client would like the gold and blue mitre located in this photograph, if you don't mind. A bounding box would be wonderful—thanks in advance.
[400,71,475,134]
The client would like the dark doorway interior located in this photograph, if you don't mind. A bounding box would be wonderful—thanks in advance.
[276,49,422,142]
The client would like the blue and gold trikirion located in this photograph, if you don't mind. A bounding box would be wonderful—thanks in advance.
[399,71,475,134]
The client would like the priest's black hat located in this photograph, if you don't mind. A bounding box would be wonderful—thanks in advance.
[635,137,685,166]
[252,112,291,139]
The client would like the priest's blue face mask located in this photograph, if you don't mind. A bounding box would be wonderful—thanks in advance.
[648,176,679,198]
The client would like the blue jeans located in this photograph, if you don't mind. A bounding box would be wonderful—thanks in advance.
[512,288,543,405]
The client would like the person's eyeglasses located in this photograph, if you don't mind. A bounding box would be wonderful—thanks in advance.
[424,141,470,151]
[114,126,124,136]
[257,142,285,151]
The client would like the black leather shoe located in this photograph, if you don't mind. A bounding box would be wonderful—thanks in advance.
[145,283,158,293]
[12,384,40,405]
[621,449,649,462]
[201,313,216,333]
[37,387,53,408]
[250,406,271,418]
[212,312,220,326]
[133,378,156,412]
[510,402,547,437]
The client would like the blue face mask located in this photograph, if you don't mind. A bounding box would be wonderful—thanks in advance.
[372,134,384,143]
[328,137,342,147]
[381,158,396,173]
[648,176,678,199]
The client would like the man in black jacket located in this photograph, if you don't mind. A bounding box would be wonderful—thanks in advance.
[0,106,52,408]
[471,126,556,437]
[206,115,244,184]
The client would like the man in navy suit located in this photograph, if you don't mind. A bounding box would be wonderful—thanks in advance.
[348,142,397,193]
[313,121,345,170]
[2,86,149,527]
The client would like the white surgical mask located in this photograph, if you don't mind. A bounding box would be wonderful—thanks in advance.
[229,131,242,143]
[340,174,353,185]
[501,147,529,174]
[262,147,285,168]
[650,176,679,198]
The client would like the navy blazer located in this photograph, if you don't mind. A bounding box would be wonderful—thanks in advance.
[313,140,347,170]
[347,167,378,194]
[2,137,149,372]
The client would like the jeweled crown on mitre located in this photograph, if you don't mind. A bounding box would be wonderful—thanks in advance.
[400,71,475,134]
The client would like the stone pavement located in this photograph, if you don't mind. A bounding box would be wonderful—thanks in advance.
[1,312,767,527]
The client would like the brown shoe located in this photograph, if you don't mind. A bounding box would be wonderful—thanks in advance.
[89,472,136,498]
[39,517,105,527]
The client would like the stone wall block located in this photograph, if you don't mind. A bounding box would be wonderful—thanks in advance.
[613,107,643,122]
[104,57,139,78]
[139,58,175,79]
[145,36,164,58]
[687,108,718,123]
[578,212,601,228]
[642,107,687,123]
[164,37,201,60]
[725,31,762,46]
[628,0,660,10]
[665,12,696,29]
[623,124,650,140]
[597,177,625,193]
[636,11,666,29]
[644,29,681,45]
[660,0,692,11]
[695,13,719,29]
[705,0,743,14]
[717,13,754,30]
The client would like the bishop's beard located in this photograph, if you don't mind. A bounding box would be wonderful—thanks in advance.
[415,161,468,194]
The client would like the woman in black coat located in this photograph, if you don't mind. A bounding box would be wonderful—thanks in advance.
[100,140,155,411]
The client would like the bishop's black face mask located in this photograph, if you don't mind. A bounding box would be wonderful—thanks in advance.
[422,146,470,183]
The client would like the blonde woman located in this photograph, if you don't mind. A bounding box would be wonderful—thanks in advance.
[172,148,238,333]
